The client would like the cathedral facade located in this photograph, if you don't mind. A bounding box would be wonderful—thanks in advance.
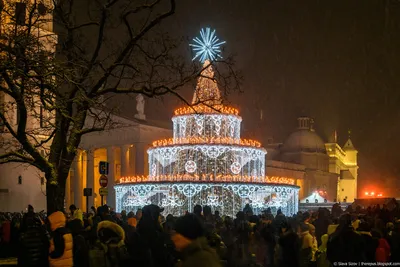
[265,117,358,203]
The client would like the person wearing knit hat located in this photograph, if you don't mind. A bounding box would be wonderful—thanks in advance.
[308,223,318,265]
[172,214,221,267]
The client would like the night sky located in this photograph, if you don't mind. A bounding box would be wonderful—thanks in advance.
[115,0,400,196]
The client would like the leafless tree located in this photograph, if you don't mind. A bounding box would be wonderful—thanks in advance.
[0,0,239,213]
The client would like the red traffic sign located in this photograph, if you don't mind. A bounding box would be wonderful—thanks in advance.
[99,174,108,188]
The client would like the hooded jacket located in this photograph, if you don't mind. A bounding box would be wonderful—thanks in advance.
[88,220,128,267]
[48,211,73,267]
[97,220,125,245]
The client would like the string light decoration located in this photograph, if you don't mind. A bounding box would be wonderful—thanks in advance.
[174,106,239,116]
[152,137,262,148]
[115,28,300,216]
[115,183,299,217]
[119,175,296,185]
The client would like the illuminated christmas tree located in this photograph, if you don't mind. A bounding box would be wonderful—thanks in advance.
[115,28,300,216]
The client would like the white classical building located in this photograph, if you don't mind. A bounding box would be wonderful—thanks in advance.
[0,94,171,212]
[68,104,171,211]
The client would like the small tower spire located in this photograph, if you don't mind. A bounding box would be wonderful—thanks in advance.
[328,130,338,143]
[343,130,356,150]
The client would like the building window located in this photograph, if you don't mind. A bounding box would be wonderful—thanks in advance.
[18,175,22,184]
[15,2,26,26]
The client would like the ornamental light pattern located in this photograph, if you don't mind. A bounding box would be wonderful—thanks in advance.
[115,29,300,216]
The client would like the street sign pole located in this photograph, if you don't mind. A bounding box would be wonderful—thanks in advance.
[99,174,108,206]
[99,187,108,206]
[83,188,92,217]
[86,196,89,215]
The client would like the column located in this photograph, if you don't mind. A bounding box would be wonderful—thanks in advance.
[121,145,130,177]
[135,143,145,175]
[86,149,95,209]
[73,150,82,208]
[107,147,116,208]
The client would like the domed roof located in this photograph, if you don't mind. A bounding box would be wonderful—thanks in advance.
[282,117,326,153]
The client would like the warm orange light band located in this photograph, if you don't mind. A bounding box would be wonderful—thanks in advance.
[174,104,239,116]
[118,175,295,185]
[152,137,262,148]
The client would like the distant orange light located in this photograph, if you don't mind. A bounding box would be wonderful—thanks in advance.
[365,192,369,195]
[371,192,375,196]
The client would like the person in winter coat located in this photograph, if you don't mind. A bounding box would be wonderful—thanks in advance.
[313,208,330,246]
[220,216,237,267]
[172,213,221,267]
[372,230,390,262]
[136,208,143,222]
[69,205,83,224]
[357,222,378,262]
[88,220,129,267]
[275,221,300,267]
[18,214,49,267]
[235,211,251,261]
[317,234,329,267]
[327,218,339,236]
[327,213,366,264]
[131,204,175,267]
[123,214,136,248]
[1,217,11,244]
[388,222,400,262]
[47,211,73,267]
[67,219,89,267]
[21,205,36,232]
[120,210,127,224]
[299,222,313,267]
[308,223,318,267]
[260,220,276,267]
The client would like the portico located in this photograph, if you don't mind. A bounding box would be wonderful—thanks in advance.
[65,111,171,211]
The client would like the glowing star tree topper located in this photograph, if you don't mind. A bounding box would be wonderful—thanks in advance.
[190,27,226,62]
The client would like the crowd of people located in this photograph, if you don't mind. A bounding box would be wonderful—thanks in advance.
[0,202,400,267]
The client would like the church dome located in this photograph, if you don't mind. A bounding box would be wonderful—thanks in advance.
[282,117,326,153]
